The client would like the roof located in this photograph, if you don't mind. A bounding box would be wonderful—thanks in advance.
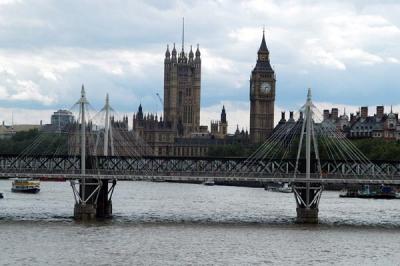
[0,124,41,134]
[258,32,269,53]
[253,32,274,73]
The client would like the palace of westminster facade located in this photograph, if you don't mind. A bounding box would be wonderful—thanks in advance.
[129,30,276,157]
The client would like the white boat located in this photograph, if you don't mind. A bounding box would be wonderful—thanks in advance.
[276,183,293,193]
[203,180,215,186]
[265,182,292,193]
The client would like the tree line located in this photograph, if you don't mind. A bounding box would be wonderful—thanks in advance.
[1,129,400,161]
[0,129,67,155]
[208,138,400,161]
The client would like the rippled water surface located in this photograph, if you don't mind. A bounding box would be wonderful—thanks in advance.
[1,180,400,265]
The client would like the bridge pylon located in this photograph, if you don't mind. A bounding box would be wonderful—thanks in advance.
[96,93,117,219]
[293,88,323,223]
[70,87,117,220]
[70,85,96,220]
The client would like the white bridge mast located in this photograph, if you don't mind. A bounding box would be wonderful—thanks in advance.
[293,88,323,223]
[104,94,110,156]
[102,93,114,156]
[80,85,87,202]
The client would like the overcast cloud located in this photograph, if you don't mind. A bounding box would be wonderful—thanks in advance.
[0,0,399,132]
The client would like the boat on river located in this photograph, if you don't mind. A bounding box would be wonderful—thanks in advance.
[265,182,292,193]
[203,180,215,186]
[0,192,3,199]
[340,185,399,199]
[39,176,66,182]
[11,178,40,194]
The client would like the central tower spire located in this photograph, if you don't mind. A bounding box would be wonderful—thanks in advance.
[258,28,269,55]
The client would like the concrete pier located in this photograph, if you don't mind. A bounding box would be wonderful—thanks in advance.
[293,183,323,224]
[296,207,319,224]
[73,178,100,220]
[74,203,96,220]
[96,180,113,218]
[72,178,115,220]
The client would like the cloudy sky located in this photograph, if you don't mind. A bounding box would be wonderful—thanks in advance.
[0,0,399,132]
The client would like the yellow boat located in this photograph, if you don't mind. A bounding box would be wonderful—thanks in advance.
[11,178,40,194]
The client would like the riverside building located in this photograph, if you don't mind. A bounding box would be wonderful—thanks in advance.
[322,106,400,140]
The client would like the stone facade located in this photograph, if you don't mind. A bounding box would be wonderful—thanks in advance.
[250,31,276,144]
[132,104,241,156]
[67,116,132,156]
[132,105,176,156]
[322,106,400,140]
[210,106,228,138]
[164,42,201,136]
[129,27,252,157]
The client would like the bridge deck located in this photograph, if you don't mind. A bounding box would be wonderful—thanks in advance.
[2,172,400,185]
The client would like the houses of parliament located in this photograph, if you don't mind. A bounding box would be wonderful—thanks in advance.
[131,29,276,157]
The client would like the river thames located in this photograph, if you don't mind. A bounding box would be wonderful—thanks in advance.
[1,179,400,265]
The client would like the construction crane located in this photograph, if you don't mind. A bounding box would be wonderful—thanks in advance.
[155,93,163,107]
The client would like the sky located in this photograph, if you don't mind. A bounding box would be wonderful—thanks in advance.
[0,0,399,132]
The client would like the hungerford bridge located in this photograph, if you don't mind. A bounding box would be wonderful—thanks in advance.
[2,88,400,223]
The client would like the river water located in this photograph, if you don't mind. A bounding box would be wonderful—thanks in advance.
[1,179,400,265]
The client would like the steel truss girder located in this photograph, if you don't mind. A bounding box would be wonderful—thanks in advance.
[0,155,400,177]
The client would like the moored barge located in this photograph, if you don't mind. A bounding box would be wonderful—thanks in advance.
[340,185,399,199]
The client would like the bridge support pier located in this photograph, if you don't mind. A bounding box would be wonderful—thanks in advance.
[293,183,323,224]
[71,178,101,220]
[74,203,96,220]
[71,178,116,220]
[96,179,116,218]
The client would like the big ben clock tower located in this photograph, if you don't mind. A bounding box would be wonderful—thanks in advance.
[250,30,276,144]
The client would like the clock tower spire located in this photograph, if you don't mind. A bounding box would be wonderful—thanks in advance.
[258,28,269,57]
[250,30,276,144]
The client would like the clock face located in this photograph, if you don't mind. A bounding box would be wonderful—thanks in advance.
[260,82,271,94]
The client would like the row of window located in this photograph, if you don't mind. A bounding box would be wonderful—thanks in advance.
[156,146,208,156]
[259,74,274,79]
[350,131,400,138]
[178,89,196,105]
[350,132,372,137]
[354,126,373,130]
[183,106,193,124]
[144,134,174,142]
[354,124,396,130]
